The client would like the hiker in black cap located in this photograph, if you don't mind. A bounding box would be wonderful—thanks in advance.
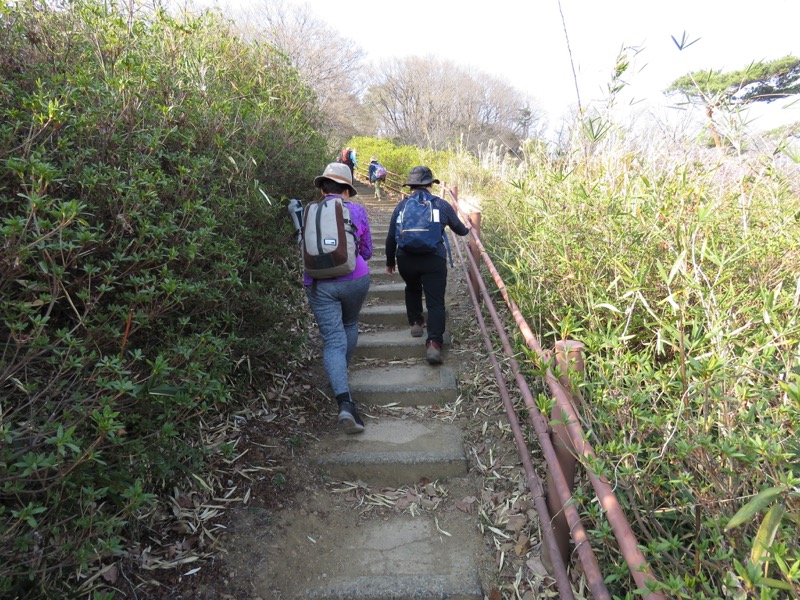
[385,166,470,365]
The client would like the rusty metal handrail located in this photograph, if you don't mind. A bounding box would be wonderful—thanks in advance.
[449,217,580,599]
[355,165,403,197]
[444,184,665,599]
[445,189,609,599]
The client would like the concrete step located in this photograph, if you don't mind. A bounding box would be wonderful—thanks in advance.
[368,266,391,283]
[367,201,394,209]
[314,418,468,486]
[370,251,386,263]
[354,329,450,361]
[367,281,405,303]
[358,304,450,328]
[365,281,457,305]
[249,507,483,599]
[360,303,409,327]
[350,364,457,406]
[306,572,482,600]
[355,328,424,360]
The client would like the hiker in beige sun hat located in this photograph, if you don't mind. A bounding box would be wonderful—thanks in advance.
[313,162,357,196]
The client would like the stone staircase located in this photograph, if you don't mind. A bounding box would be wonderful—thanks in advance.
[292,184,484,599]
[229,182,487,600]
[301,186,483,600]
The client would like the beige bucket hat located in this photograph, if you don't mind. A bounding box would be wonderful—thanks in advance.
[314,162,357,196]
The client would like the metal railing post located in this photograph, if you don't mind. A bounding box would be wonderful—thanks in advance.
[544,340,586,571]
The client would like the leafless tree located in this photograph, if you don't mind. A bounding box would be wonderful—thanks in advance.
[234,0,367,146]
[365,55,544,153]
[181,2,544,153]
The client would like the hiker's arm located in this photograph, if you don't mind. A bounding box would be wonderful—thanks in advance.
[442,202,470,236]
[385,207,399,271]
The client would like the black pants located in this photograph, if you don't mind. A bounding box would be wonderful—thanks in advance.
[397,253,447,345]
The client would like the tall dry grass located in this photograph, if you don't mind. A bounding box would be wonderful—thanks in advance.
[481,121,800,597]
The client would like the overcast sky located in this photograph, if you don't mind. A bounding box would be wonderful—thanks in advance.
[197,0,800,130]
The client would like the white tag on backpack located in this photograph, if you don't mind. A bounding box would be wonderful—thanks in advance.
[432,209,440,223]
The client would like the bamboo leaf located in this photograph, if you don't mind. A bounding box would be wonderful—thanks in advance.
[760,576,793,591]
[668,250,687,285]
[725,487,784,530]
[593,302,622,313]
[750,504,784,564]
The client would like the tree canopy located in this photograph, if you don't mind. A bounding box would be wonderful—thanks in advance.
[219,1,545,154]
[236,0,368,145]
[365,55,543,154]
[665,55,800,148]
[667,55,800,104]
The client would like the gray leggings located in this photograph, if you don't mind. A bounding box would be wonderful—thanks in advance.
[305,275,370,396]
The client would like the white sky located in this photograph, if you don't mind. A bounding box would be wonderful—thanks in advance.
[205,0,800,131]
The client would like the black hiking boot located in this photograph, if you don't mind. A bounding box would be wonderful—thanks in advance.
[337,399,365,434]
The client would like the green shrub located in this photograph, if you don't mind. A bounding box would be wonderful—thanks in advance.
[0,1,323,596]
[346,136,454,182]
[484,138,800,597]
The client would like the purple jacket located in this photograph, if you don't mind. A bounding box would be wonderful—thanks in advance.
[303,198,372,286]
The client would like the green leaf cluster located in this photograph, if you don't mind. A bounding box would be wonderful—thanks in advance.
[0,0,325,595]
[346,136,449,181]
[347,135,499,195]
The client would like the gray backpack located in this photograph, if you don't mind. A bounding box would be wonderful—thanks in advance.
[301,196,357,279]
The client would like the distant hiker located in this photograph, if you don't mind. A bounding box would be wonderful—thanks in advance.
[385,166,470,365]
[368,156,387,200]
[340,147,357,179]
[303,162,372,433]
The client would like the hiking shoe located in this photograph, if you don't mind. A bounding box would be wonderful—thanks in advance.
[425,340,442,365]
[337,400,365,434]
[410,322,424,337]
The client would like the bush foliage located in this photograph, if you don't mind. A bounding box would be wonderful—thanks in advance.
[484,133,800,597]
[346,136,456,184]
[0,0,324,596]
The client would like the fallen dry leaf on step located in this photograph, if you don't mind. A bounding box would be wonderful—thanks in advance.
[102,565,118,583]
[514,533,530,556]
[395,497,413,510]
[454,496,477,514]
[526,555,549,578]
[505,514,527,533]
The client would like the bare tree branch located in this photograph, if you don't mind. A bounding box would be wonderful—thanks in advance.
[366,55,544,153]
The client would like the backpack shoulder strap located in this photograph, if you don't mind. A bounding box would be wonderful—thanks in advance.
[341,199,356,229]
[443,228,453,267]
